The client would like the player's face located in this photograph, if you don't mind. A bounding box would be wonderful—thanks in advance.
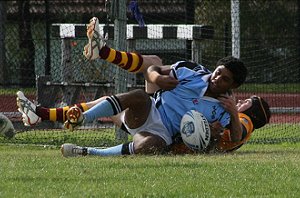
[236,98,252,112]
[209,66,236,94]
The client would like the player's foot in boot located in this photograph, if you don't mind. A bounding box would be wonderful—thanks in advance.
[16,91,41,126]
[61,143,88,157]
[83,17,107,60]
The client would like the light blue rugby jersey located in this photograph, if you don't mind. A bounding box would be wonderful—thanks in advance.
[154,61,231,137]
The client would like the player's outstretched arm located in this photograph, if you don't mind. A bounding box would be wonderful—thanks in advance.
[145,65,179,90]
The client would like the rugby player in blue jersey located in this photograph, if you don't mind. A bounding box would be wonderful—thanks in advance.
[58,56,246,156]
[61,18,247,156]
[17,17,249,157]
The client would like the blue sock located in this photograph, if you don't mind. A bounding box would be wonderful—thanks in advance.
[83,100,114,123]
[84,94,123,123]
[87,142,135,156]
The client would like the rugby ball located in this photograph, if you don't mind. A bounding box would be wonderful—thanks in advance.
[0,113,16,139]
[180,110,211,152]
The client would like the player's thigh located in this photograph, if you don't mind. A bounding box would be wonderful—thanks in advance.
[120,90,152,129]
[111,110,127,127]
[142,55,163,67]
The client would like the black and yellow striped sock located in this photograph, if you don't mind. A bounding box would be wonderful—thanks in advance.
[36,103,89,122]
[99,45,143,72]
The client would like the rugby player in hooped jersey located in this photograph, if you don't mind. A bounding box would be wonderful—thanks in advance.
[59,58,247,156]
[17,92,271,154]
[16,50,271,154]
[17,47,270,154]
[17,17,250,157]
[65,56,247,157]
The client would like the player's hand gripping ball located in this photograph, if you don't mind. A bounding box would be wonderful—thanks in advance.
[180,110,211,152]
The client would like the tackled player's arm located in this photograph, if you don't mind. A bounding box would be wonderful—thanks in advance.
[145,65,179,90]
[228,110,243,142]
[218,94,243,142]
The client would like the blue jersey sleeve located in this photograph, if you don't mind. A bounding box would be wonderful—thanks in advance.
[218,111,231,128]
[171,61,211,81]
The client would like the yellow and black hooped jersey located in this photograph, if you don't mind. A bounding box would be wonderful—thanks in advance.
[216,113,254,152]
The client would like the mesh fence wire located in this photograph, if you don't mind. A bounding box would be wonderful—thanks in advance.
[0,0,299,146]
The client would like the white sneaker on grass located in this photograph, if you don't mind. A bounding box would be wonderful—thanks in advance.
[16,91,41,126]
[61,143,88,157]
[83,17,107,60]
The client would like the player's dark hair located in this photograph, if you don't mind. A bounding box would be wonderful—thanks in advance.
[216,56,248,87]
[242,96,271,129]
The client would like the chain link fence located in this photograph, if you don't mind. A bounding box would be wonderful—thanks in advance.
[0,0,300,146]
[1,0,299,86]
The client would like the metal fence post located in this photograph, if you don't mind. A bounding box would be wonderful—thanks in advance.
[231,0,240,58]
[114,0,128,141]
[45,0,51,76]
[191,40,201,63]
[61,38,76,105]
[0,1,6,85]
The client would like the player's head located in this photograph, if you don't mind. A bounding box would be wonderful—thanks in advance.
[209,56,247,95]
[237,95,271,129]
[216,56,247,87]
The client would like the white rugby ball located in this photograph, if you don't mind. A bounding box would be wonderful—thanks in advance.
[180,110,211,152]
[0,113,16,139]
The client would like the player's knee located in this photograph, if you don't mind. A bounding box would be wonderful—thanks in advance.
[130,89,151,106]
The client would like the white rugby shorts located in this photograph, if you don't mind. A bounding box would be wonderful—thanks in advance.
[120,98,172,145]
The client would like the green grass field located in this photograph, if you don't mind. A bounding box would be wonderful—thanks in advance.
[1,143,300,197]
